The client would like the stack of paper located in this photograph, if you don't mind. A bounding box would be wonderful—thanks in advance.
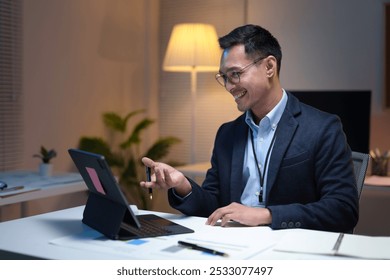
[273,229,390,259]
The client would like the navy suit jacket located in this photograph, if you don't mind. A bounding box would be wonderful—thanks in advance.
[168,92,359,233]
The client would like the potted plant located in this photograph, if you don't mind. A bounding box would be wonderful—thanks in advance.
[78,109,181,210]
[33,146,57,177]
[370,148,390,176]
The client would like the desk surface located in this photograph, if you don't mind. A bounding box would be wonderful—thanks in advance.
[0,171,87,206]
[0,205,353,260]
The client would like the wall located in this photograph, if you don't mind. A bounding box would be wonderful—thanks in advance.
[15,0,163,217]
[22,0,160,173]
[247,0,390,156]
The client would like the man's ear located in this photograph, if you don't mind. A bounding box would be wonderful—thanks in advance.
[265,56,277,77]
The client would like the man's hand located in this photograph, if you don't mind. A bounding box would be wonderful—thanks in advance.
[206,202,272,227]
[139,157,192,197]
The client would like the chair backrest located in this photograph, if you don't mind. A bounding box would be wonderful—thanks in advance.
[351,151,370,198]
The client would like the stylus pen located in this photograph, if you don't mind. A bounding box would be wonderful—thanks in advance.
[178,241,229,257]
[146,166,152,200]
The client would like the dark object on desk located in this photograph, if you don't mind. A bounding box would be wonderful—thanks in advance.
[68,148,194,240]
[0,185,24,193]
[0,179,27,195]
[0,181,7,190]
[178,241,229,257]
[290,90,371,154]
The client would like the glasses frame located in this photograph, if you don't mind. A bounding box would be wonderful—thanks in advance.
[215,56,266,87]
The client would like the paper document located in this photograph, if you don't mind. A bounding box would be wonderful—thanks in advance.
[50,220,278,259]
[273,229,390,259]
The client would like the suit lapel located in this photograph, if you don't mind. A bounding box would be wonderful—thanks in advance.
[266,95,300,200]
[230,119,248,202]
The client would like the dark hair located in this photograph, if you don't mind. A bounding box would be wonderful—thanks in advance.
[218,24,282,75]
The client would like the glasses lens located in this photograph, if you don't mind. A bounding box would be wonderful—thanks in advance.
[230,72,240,84]
[215,73,240,87]
[215,74,226,87]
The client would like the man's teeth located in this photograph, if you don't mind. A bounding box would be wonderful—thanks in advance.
[234,90,247,100]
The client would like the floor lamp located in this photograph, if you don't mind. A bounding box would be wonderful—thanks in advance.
[163,23,221,163]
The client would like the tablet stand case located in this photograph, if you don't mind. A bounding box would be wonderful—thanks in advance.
[82,192,135,240]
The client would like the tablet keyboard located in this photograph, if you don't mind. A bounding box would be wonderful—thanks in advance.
[121,218,172,238]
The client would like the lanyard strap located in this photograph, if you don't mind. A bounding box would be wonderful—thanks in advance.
[250,129,277,203]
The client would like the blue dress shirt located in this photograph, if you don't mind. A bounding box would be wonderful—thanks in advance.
[241,90,288,207]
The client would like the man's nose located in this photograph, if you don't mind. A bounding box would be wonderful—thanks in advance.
[225,79,236,92]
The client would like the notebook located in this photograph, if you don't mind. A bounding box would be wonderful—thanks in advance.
[68,148,194,240]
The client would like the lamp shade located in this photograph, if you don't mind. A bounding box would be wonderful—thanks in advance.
[163,23,221,72]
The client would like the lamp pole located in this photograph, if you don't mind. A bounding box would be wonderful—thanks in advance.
[190,68,197,164]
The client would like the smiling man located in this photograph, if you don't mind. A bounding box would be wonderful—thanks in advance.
[140,24,359,233]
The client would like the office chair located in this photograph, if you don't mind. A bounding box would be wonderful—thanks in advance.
[351,151,370,199]
[351,151,370,234]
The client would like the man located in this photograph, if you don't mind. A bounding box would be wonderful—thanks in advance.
[140,24,358,233]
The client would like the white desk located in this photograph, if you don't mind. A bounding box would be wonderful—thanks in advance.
[0,171,87,220]
[0,205,361,260]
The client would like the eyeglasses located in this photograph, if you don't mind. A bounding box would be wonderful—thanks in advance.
[215,56,266,87]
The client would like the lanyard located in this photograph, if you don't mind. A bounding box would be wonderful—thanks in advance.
[250,129,277,203]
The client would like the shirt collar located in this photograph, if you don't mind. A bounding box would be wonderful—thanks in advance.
[245,89,288,133]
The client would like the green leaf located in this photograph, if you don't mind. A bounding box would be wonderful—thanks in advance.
[78,137,111,154]
[120,118,155,149]
[123,109,145,124]
[78,137,124,167]
[121,157,138,180]
[103,110,146,133]
[33,146,57,163]
[144,137,181,160]
[41,146,48,156]
[103,113,125,132]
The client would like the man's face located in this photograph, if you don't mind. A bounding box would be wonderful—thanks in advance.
[218,45,271,113]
